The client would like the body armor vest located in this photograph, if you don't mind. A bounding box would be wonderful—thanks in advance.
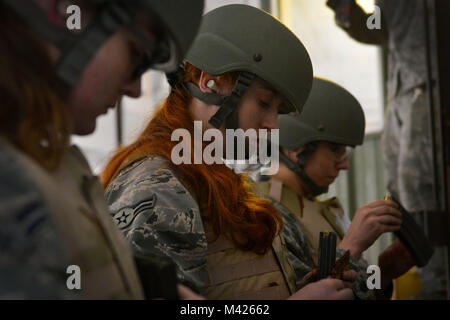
[2,139,144,299]
[202,222,297,299]
[114,154,298,299]
[257,178,351,266]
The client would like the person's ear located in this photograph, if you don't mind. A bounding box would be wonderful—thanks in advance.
[198,71,219,94]
[296,146,305,156]
[283,148,298,163]
[291,147,305,162]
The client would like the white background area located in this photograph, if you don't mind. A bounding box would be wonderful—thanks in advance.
[281,0,384,133]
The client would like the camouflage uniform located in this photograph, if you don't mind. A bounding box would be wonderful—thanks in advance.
[383,88,447,298]
[376,0,444,299]
[340,0,435,212]
[105,156,208,293]
[105,154,391,299]
[337,0,445,299]
[106,155,314,296]
[377,0,436,213]
[382,87,436,212]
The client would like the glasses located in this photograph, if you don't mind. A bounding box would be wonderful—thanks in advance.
[325,142,354,163]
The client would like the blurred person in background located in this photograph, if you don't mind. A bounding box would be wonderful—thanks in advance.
[327,0,445,299]
[0,0,204,299]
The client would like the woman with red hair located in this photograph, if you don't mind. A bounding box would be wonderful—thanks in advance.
[102,5,356,299]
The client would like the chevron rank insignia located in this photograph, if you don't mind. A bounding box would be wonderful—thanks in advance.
[113,194,157,229]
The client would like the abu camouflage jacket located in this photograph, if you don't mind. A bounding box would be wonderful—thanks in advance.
[106,156,311,296]
[105,156,208,292]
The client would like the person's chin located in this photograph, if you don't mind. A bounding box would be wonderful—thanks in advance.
[327,176,337,184]
[73,120,97,136]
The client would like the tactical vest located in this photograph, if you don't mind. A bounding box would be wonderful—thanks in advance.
[256,178,351,266]
[203,223,297,300]
[115,154,298,299]
[1,139,144,299]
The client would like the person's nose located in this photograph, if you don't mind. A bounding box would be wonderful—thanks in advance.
[336,158,350,171]
[121,77,142,98]
[261,106,278,130]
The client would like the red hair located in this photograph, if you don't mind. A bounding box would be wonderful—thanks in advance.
[101,63,282,254]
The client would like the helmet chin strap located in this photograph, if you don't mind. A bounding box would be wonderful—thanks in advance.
[182,72,255,130]
[181,72,256,162]
[279,152,329,197]
[3,0,138,88]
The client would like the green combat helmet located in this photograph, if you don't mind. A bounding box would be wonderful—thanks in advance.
[278,77,366,196]
[179,4,313,130]
[2,0,204,88]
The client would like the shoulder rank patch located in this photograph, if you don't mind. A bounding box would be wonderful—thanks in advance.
[113,194,157,229]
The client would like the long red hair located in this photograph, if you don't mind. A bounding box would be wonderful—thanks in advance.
[101,63,282,254]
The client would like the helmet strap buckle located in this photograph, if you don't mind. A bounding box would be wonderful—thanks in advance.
[208,72,255,129]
